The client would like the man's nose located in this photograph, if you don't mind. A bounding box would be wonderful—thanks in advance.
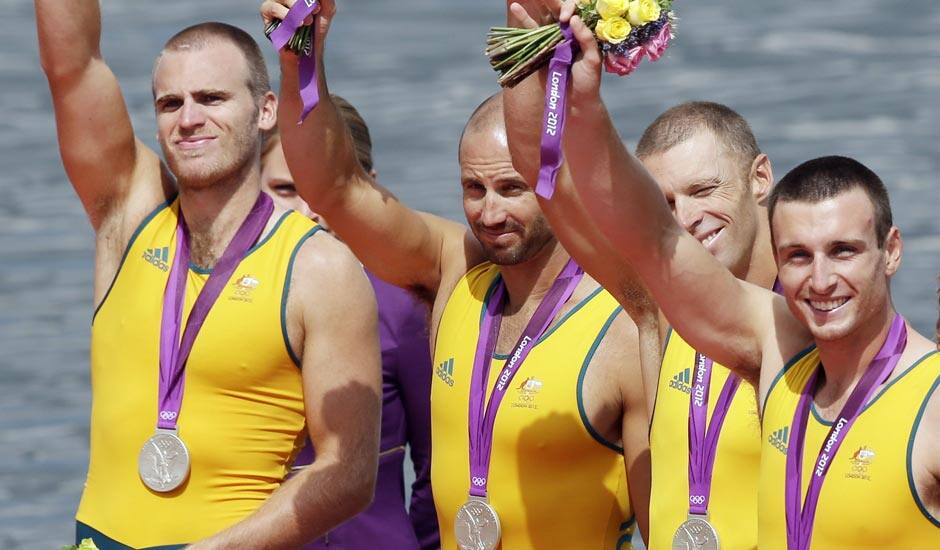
[674,196,704,234]
[178,99,207,131]
[809,255,838,295]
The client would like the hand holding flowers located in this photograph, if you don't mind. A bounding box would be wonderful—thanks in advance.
[488,0,674,87]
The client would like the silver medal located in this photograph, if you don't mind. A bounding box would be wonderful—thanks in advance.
[138,429,190,492]
[455,497,501,550]
[672,514,720,550]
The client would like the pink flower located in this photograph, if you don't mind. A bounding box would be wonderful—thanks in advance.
[603,22,672,76]
[604,47,646,76]
[644,22,671,61]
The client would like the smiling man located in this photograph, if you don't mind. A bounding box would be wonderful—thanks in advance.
[36,2,381,548]
[634,103,775,549]
[262,1,661,547]
[501,1,940,547]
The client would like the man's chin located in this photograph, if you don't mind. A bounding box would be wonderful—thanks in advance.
[804,314,855,344]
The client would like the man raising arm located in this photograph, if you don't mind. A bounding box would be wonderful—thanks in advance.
[36,2,380,547]
[263,0,658,546]
[504,1,940,548]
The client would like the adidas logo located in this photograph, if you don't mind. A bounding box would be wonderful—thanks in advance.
[435,358,455,387]
[769,426,789,455]
[143,246,170,272]
[669,367,692,394]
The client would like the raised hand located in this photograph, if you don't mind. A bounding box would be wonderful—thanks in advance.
[508,0,603,105]
[260,0,334,58]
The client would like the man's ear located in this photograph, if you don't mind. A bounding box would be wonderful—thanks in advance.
[884,226,903,277]
[258,90,278,132]
[750,153,773,206]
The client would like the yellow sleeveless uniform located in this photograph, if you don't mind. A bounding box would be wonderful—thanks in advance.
[431,262,633,549]
[77,197,321,547]
[648,330,761,549]
[760,347,940,549]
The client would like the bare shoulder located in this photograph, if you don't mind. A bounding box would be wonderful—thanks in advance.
[581,303,643,400]
[578,304,648,445]
[289,231,374,306]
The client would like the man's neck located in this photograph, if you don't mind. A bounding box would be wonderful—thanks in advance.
[178,164,263,269]
[816,303,898,401]
[741,220,778,289]
[498,240,571,315]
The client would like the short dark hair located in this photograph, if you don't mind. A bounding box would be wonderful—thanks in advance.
[636,101,761,178]
[768,156,893,247]
[158,22,270,100]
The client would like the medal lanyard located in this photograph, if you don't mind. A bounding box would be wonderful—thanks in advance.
[785,314,907,550]
[156,192,274,431]
[687,354,741,516]
[685,280,780,518]
[467,259,583,498]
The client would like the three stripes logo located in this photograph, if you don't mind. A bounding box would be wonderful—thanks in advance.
[769,426,790,455]
[669,367,692,394]
[436,358,455,387]
[143,246,170,272]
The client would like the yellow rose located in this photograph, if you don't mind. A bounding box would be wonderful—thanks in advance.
[626,0,661,26]
[596,0,628,20]
[595,16,631,44]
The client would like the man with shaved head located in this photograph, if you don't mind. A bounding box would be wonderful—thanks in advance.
[262,0,660,547]
[36,1,382,547]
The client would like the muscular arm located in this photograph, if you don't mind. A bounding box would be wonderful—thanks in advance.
[35,0,165,230]
[264,0,473,298]
[190,236,382,548]
[502,1,808,389]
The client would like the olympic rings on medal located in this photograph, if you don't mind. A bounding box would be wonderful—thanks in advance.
[472,476,487,487]
[159,410,178,421]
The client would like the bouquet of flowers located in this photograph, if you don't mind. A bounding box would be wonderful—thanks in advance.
[487,0,675,87]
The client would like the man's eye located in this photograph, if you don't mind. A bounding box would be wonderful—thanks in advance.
[788,250,809,261]
[693,186,716,197]
[158,99,182,112]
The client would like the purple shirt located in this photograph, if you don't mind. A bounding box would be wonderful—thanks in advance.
[299,271,439,549]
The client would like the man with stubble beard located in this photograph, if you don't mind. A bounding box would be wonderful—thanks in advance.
[36,2,381,548]
[262,1,661,547]
[503,1,940,547]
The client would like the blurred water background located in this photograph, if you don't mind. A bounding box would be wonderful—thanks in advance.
[1,0,938,546]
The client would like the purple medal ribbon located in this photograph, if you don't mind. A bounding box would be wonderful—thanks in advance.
[785,313,907,550]
[468,259,583,497]
[685,278,780,515]
[687,353,741,515]
[156,192,274,431]
[536,23,579,200]
[270,0,320,123]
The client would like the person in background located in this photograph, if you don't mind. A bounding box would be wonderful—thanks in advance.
[261,95,440,550]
